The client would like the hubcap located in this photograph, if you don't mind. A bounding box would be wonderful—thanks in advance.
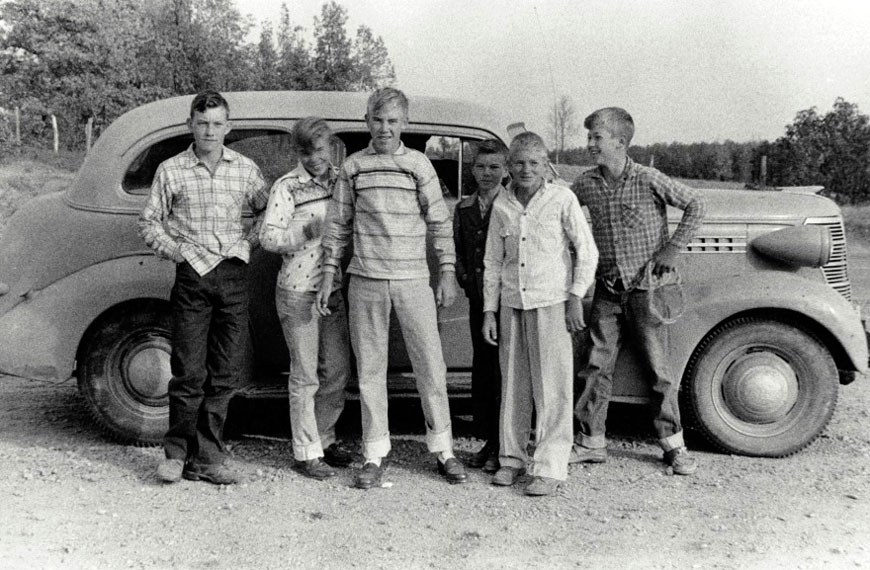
[122,336,171,406]
[720,351,798,423]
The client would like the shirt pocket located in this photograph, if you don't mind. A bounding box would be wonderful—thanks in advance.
[530,210,562,252]
[621,201,645,228]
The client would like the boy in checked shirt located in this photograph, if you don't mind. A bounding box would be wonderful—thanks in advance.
[482,132,598,496]
[139,90,269,485]
[259,117,353,481]
[570,107,706,475]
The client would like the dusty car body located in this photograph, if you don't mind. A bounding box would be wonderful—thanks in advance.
[0,91,865,457]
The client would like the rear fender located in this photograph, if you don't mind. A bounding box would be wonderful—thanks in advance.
[0,255,174,381]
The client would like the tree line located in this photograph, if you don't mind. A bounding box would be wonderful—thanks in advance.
[0,0,395,149]
[551,96,870,204]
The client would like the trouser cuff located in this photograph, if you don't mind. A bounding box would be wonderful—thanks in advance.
[425,424,453,454]
[293,439,325,462]
[362,435,392,462]
[659,431,685,452]
[576,433,607,449]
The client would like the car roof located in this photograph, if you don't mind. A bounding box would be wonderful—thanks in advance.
[66,91,510,212]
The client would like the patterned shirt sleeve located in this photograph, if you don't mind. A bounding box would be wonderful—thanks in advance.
[648,169,707,249]
[415,158,456,271]
[138,163,184,262]
[244,164,269,250]
[321,162,356,272]
[260,178,308,254]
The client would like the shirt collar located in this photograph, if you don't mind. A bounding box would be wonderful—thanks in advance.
[182,144,237,168]
[289,162,338,187]
[365,140,408,156]
[591,156,635,182]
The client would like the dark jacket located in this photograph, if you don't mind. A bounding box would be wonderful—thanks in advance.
[453,189,500,302]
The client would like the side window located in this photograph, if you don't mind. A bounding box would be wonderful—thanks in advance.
[123,129,296,195]
[425,136,462,200]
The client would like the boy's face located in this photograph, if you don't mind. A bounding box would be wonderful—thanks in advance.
[472,152,507,192]
[299,135,331,178]
[187,106,231,155]
[366,101,407,154]
[586,124,624,166]
[509,148,548,192]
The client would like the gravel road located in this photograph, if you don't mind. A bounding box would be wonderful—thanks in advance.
[2,367,869,570]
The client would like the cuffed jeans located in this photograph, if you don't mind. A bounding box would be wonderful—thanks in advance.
[165,259,248,466]
[469,297,501,445]
[347,276,454,460]
[276,288,351,461]
[499,303,573,481]
[575,282,684,452]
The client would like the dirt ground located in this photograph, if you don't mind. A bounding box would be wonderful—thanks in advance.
[1,368,869,570]
[2,156,870,569]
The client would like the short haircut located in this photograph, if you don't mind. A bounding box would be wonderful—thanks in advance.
[291,116,332,154]
[473,139,509,163]
[190,90,230,119]
[584,107,635,145]
[367,87,409,117]
[509,131,548,159]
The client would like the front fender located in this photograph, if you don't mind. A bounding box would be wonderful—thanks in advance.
[671,271,868,377]
[0,255,174,381]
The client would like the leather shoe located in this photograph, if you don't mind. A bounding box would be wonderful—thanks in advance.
[482,453,500,473]
[466,441,496,469]
[354,462,383,489]
[156,458,184,483]
[664,447,698,476]
[323,442,354,468]
[569,444,607,464]
[492,466,524,486]
[295,458,336,480]
[437,457,468,484]
[525,476,560,496]
[182,463,241,485]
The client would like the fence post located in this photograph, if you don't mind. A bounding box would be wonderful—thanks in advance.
[85,117,94,150]
[760,155,767,188]
[14,106,21,145]
[51,114,58,154]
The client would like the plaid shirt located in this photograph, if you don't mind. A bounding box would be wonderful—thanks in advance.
[322,141,455,280]
[139,145,269,276]
[259,163,342,293]
[483,182,598,312]
[571,158,706,289]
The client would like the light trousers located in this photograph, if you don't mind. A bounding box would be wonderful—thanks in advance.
[499,302,573,481]
[347,275,454,460]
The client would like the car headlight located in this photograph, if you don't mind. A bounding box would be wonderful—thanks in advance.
[751,225,832,267]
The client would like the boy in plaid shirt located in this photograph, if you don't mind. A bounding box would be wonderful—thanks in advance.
[570,107,706,475]
[139,90,269,485]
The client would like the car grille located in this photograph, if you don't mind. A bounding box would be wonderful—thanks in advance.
[806,217,851,301]
[685,236,748,253]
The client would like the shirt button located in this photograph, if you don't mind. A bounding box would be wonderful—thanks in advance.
[521,263,525,267]
[521,237,526,241]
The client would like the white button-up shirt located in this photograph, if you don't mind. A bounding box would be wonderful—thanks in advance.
[483,182,598,312]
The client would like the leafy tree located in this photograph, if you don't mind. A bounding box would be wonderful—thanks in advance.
[313,1,353,90]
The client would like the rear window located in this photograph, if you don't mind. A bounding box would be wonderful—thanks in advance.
[123,130,296,195]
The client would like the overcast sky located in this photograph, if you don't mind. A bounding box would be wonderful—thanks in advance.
[239,0,870,147]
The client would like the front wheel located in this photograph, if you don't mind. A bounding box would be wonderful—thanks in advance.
[683,317,838,457]
[76,301,172,445]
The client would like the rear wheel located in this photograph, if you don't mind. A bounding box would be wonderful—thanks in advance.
[76,301,171,445]
[683,317,838,457]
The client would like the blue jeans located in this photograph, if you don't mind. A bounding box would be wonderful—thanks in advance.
[165,259,248,466]
[347,276,454,460]
[276,288,351,461]
[574,282,684,451]
[469,297,501,445]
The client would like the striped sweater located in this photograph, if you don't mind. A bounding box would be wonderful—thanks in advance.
[322,142,455,280]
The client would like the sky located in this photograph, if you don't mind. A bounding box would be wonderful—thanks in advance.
[237,0,870,147]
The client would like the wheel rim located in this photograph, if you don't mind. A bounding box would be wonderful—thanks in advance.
[117,331,171,408]
[711,345,804,435]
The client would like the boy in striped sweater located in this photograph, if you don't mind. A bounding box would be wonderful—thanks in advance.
[317,87,467,489]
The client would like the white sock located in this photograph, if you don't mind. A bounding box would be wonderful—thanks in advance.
[436,451,455,463]
[364,457,382,467]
